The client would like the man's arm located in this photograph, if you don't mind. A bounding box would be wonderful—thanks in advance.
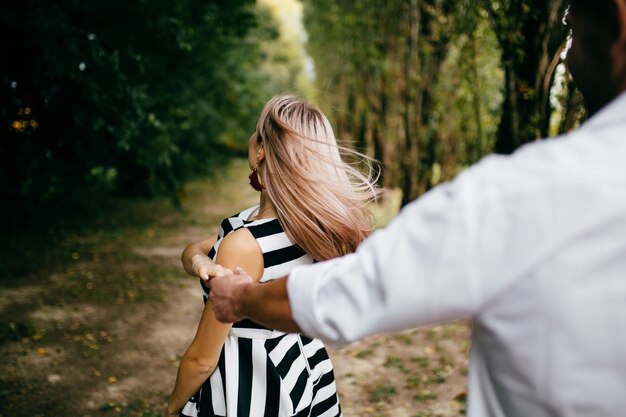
[212,175,485,345]
[207,150,570,346]
[208,268,302,333]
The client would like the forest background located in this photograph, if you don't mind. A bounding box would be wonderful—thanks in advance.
[1,0,582,416]
[2,0,580,227]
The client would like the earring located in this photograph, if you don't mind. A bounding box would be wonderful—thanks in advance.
[248,163,265,192]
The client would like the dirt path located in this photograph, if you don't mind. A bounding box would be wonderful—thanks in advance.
[0,159,469,417]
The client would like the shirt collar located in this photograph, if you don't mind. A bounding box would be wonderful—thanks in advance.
[579,91,626,132]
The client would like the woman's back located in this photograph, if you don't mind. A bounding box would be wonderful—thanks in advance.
[181,205,342,417]
[168,95,375,417]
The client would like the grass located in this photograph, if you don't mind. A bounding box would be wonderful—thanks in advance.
[0,159,258,417]
[0,159,471,417]
[370,384,398,403]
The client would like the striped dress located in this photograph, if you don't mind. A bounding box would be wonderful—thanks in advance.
[181,206,342,417]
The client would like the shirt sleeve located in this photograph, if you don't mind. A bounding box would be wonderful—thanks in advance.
[288,175,483,345]
[287,146,565,345]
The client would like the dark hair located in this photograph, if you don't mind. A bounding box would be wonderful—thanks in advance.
[570,0,620,39]
[571,0,612,14]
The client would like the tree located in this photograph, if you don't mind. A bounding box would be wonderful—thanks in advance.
[304,0,575,207]
[0,0,275,229]
[482,0,569,153]
[304,0,500,204]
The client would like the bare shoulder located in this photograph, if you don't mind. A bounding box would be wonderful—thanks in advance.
[216,228,264,280]
[218,227,260,256]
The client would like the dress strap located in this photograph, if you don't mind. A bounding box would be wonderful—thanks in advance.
[228,327,286,339]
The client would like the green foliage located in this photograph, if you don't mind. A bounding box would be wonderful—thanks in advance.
[433,14,503,170]
[481,0,571,152]
[0,0,278,229]
[303,0,502,203]
[257,0,314,97]
[303,0,577,203]
[370,384,398,403]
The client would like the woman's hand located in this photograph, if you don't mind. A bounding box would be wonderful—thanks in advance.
[191,254,231,281]
[181,235,220,280]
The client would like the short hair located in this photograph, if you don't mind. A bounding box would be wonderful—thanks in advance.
[571,0,620,38]
[571,0,612,15]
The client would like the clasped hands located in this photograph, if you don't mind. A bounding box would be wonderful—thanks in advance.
[191,254,252,323]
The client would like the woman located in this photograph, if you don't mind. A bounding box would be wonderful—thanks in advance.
[165,95,378,417]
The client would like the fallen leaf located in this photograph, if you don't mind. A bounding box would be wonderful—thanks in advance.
[47,374,61,384]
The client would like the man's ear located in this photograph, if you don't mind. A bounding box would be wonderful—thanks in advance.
[611,0,626,81]
[613,0,626,50]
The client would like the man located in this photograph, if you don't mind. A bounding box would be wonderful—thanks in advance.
[205,1,626,415]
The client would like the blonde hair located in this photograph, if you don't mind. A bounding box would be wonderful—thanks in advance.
[257,95,379,261]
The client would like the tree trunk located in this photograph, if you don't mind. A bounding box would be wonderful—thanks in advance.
[485,0,568,154]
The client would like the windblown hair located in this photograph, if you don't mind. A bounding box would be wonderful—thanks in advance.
[257,95,379,261]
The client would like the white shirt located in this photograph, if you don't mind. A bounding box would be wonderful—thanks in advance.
[288,92,626,417]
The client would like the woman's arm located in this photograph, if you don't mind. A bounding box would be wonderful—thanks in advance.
[166,228,264,416]
[165,297,232,416]
[181,234,230,280]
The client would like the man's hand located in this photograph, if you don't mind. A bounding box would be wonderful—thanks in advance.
[208,267,254,323]
[191,254,231,281]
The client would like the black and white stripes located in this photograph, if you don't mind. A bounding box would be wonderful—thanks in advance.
[183,206,342,417]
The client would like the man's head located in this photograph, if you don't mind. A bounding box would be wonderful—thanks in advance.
[565,0,626,115]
